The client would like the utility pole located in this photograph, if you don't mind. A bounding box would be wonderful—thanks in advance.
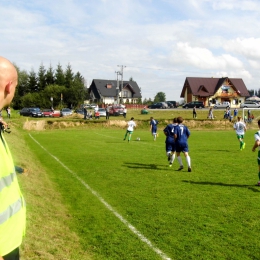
[117,65,126,103]
[115,71,120,104]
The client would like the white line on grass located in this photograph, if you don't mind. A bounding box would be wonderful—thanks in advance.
[29,133,171,260]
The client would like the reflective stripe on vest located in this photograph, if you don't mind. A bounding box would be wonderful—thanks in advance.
[0,197,23,225]
[0,171,16,192]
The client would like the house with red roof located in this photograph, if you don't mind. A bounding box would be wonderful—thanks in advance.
[181,77,249,107]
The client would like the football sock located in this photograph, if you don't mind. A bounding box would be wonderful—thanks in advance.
[186,156,191,167]
[240,141,243,149]
[170,154,175,164]
[177,156,183,166]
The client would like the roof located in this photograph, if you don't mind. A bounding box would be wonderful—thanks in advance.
[181,77,249,98]
[89,79,142,99]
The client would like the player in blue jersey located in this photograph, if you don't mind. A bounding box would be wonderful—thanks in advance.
[150,117,158,141]
[164,118,178,167]
[174,117,192,172]
[124,117,136,142]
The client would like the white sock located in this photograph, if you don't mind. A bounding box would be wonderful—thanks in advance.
[186,156,191,167]
[170,154,175,164]
[177,156,183,166]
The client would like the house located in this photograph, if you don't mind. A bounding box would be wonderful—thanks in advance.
[180,77,249,107]
[88,79,142,104]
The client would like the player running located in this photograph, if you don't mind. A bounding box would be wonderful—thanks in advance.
[124,117,136,142]
[174,117,192,172]
[252,119,260,186]
[163,118,178,167]
[150,117,158,141]
[233,116,246,151]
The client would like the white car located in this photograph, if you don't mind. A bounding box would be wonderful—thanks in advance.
[240,101,260,108]
[213,102,230,109]
[61,108,73,116]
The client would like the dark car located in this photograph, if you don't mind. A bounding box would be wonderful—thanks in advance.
[166,101,178,108]
[148,102,168,109]
[182,101,204,109]
[19,107,43,117]
[109,106,124,116]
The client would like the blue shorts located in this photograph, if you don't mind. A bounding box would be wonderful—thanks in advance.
[176,142,189,153]
[166,142,176,153]
[151,127,157,134]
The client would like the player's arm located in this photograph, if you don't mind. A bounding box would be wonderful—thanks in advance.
[252,140,260,152]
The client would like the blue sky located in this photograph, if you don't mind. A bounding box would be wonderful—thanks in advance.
[1,0,260,101]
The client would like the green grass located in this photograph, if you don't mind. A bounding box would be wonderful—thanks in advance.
[7,122,260,260]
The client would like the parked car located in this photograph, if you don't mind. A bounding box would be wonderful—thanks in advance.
[148,102,168,109]
[166,101,178,108]
[19,107,43,117]
[42,109,54,117]
[182,101,204,109]
[240,101,260,108]
[52,110,61,117]
[61,108,73,116]
[213,102,230,109]
[98,108,106,117]
[109,106,124,116]
[75,109,84,115]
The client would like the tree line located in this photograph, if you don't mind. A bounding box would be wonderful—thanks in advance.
[12,63,89,110]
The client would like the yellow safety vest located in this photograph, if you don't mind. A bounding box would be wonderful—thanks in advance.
[0,133,26,257]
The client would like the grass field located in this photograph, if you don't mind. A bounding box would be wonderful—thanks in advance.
[6,117,260,260]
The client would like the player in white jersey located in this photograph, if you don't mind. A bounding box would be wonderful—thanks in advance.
[124,117,136,142]
[252,119,260,186]
[233,116,246,151]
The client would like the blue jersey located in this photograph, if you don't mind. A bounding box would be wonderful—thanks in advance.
[164,123,176,143]
[174,124,190,144]
[150,119,158,132]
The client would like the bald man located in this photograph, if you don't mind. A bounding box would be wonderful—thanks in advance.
[0,57,26,260]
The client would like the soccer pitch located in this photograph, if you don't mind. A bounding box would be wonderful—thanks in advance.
[19,127,260,260]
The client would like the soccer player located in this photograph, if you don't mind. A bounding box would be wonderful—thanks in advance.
[252,119,260,186]
[163,118,178,167]
[124,117,136,142]
[233,116,246,151]
[150,117,158,141]
[174,117,192,172]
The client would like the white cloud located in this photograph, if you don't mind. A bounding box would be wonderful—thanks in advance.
[1,0,260,100]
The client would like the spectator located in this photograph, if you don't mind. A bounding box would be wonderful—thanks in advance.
[0,56,26,260]
[193,106,197,119]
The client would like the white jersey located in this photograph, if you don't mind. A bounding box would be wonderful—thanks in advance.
[233,121,246,135]
[127,120,136,131]
[254,131,260,150]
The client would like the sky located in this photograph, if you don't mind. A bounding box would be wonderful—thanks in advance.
[1,0,260,101]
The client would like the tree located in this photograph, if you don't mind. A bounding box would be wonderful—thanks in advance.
[28,69,38,92]
[37,63,46,91]
[64,63,74,89]
[55,63,65,86]
[247,89,255,97]
[154,92,166,103]
[46,64,55,85]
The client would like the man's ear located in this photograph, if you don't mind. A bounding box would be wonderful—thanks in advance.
[5,81,12,94]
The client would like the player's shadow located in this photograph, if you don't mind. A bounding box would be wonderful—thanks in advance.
[124,162,168,171]
[182,180,260,193]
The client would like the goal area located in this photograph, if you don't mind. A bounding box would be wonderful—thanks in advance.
[242,108,260,123]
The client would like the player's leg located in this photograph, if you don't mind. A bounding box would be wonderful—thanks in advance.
[176,149,184,170]
[128,131,133,141]
[237,135,243,150]
[257,152,260,186]
[124,130,128,140]
[166,142,173,167]
[183,151,191,172]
